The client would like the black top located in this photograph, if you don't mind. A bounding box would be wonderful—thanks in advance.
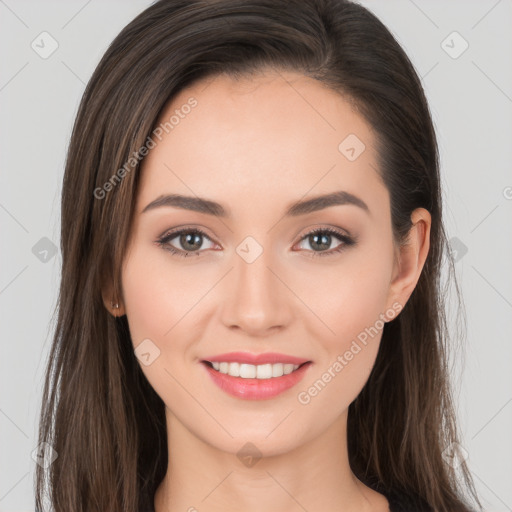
[141,486,432,512]
[383,487,433,511]
[36,486,432,512]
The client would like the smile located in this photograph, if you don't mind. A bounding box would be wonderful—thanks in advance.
[205,361,306,379]
[201,357,312,400]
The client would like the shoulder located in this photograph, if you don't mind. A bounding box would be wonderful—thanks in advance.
[383,487,433,512]
[364,480,433,512]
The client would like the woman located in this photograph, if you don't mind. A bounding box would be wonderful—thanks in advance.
[35,0,482,511]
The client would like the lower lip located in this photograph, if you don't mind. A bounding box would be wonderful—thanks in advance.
[202,362,312,400]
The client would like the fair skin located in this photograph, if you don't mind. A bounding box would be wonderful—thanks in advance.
[103,70,430,512]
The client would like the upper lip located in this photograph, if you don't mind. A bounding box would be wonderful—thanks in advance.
[202,352,311,366]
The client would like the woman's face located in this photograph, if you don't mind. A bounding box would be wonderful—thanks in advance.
[119,70,405,455]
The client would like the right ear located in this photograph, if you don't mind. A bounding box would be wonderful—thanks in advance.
[101,279,126,317]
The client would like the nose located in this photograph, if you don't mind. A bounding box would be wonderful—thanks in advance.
[219,244,292,336]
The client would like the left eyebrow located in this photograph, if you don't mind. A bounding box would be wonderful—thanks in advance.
[141,190,370,217]
[285,190,370,216]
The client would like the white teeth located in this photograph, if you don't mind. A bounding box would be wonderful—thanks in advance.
[239,363,256,378]
[272,363,284,377]
[283,363,295,375]
[256,364,272,379]
[209,361,301,379]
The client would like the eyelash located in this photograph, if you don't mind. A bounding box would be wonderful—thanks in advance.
[156,226,356,259]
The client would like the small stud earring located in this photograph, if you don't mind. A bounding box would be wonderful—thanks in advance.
[111,300,120,309]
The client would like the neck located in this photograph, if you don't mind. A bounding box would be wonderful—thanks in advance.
[154,408,388,512]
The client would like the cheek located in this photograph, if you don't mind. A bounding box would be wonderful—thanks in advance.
[331,265,390,345]
[332,235,394,340]
[120,248,209,408]
[294,249,392,345]
[293,254,391,409]
[120,245,226,406]
[121,246,208,345]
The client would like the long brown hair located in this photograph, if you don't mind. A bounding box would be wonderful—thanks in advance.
[35,1,482,510]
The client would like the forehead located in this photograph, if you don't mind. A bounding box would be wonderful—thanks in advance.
[137,70,385,215]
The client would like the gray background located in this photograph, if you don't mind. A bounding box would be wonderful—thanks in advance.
[1,0,511,510]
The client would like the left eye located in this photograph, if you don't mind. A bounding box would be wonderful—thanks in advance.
[294,228,355,257]
[156,227,355,258]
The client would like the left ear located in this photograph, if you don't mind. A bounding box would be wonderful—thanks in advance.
[386,207,431,313]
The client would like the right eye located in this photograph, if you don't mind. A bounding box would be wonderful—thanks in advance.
[156,228,217,257]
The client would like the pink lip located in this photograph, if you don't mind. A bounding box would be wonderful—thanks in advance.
[201,359,313,400]
[202,351,310,365]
